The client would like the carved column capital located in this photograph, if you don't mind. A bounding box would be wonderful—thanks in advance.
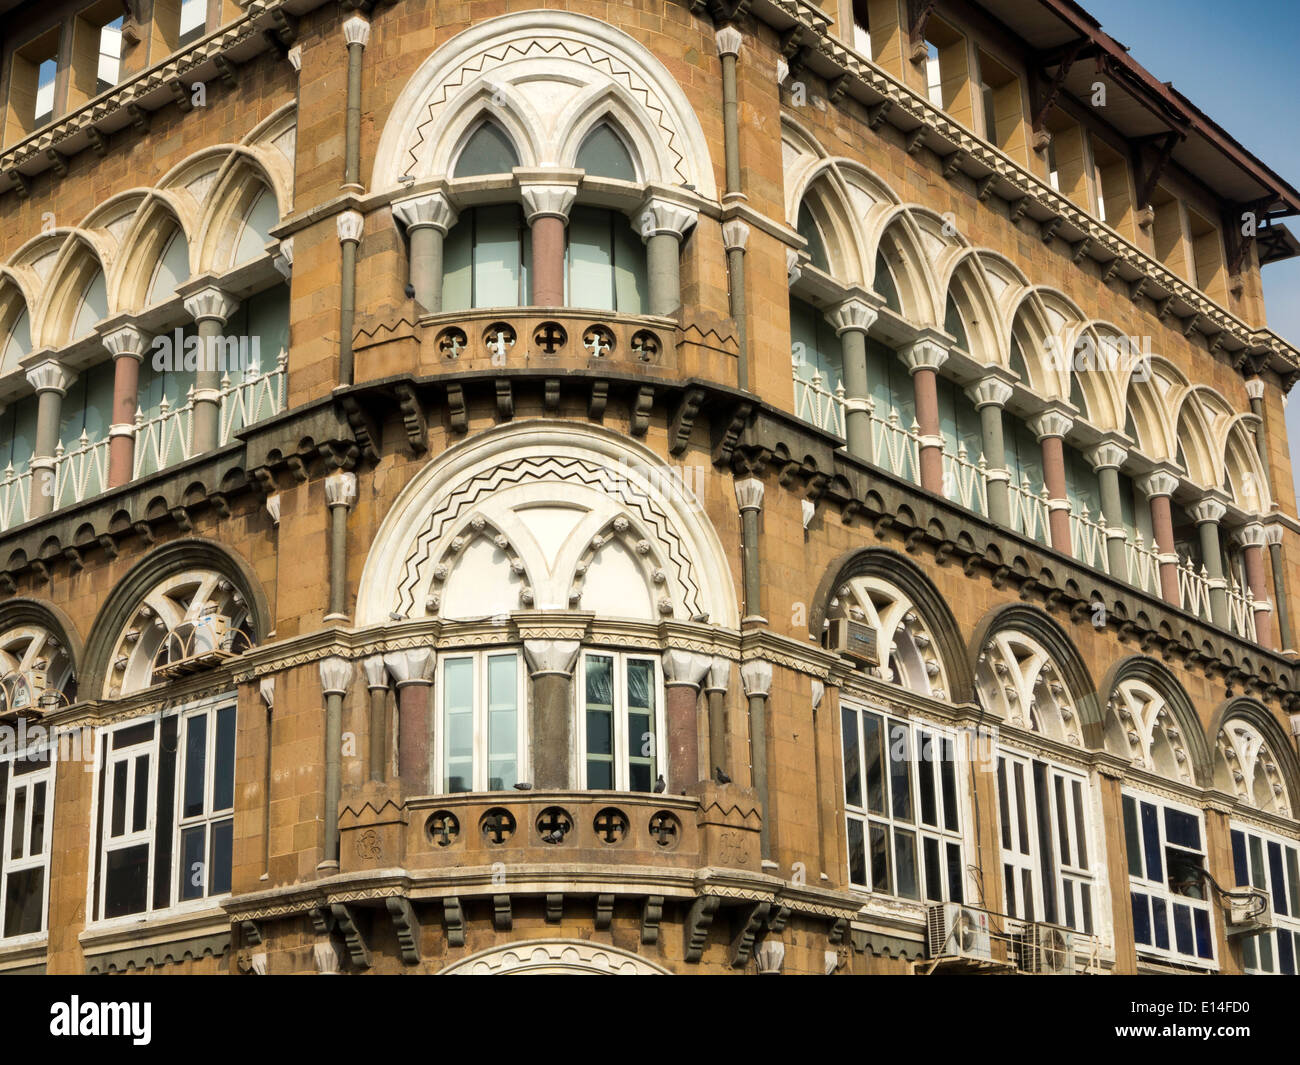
[721,219,750,252]
[825,297,879,337]
[734,477,765,514]
[1189,498,1227,525]
[740,659,773,698]
[662,649,712,689]
[519,182,579,223]
[342,15,370,48]
[319,656,353,696]
[325,470,358,510]
[965,374,1014,410]
[383,647,434,687]
[1233,522,1268,550]
[392,192,458,235]
[182,285,238,324]
[1137,469,1181,499]
[100,323,148,360]
[361,654,389,691]
[25,359,75,395]
[522,638,581,677]
[899,338,948,374]
[715,26,744,58]
[705,655,731,693]
[1086,441,1128,471]
[638,195,698,240]
[336,210,365,244]
[1028,409,1074,441]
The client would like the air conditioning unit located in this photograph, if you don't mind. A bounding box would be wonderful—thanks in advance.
[926,903,992,962]
[1018,923,1075,974]
[154,615,234,677]
[827,618,879,666]
[1226,888,1274,938]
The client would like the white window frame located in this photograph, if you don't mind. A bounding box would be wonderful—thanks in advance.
[995,748,1099,935]
[1229,820,1300,975]
[1123,789,1217,969]
[89,694,236,928]
[840,702,966,904]
[0,747,55,942]
[433,649,526,794]
[578,651,664,793]
[174,701,237,904]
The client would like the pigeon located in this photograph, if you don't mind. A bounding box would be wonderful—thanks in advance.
[542,828,566,843]
[512,781,533,791]
[653,774,666,793]
[714,766,732,785]
[404,282,416,298]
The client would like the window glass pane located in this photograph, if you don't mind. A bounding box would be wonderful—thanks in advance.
[1249,835,1267,889]
[568,207,614,312]
[1172,902,1193,956]
[1131,892,1151,945]
[1013,762,1029,855]
[473,205,524,308]
[1151,897,1170,950]
[9,786,25,860]
[869,824,890,894]
[917,731,937,827]
[1080,882,1093,934]
[3,867,43,937]
[612,216,646,315]
[1163,807,1201,851]
[183,713,207,819]
[442,221,472,312]
[940,738,959,831]
[28,781,45,857]
[1054,774,1070,867]
[946,842,964,904]
[923,835,942,901]
[575,125,637,180]
[841,708,861,808]
[1268,840,1287,916]
[178,825,206,901]
[486,655,518,791]
[1279,930,1296,975]
[888,722,911,821]
[997,759,1012,850]
[1193,908,1213,960]
[1140,802,1162,883]
[104,843,149,918]
[894,829,918,899]
[862,714,885,815]
[454,123,519,177]
[1123,795,1143,878]
[213,706,236,812]
[627,659,656,792]
[1288,848,1300,916]
[585,656,614,789]
[209,819,233,897]
[1071,779,1088,869]
[443,658,474,792]
[846,818,866,886]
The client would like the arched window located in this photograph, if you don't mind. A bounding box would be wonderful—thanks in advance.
[453,121,520,178]
[873,251,901,313]
[442,206,531,310]
[233,186,277,265]
[1215,719,1290,817]
[72,268,108,339]
[575,123,637,181]
[146,228,191,307]
[566,207,646,314]
[0,622,74,714]
[1,304,31,374]
[797,203,829,272]
[831,575,950,699]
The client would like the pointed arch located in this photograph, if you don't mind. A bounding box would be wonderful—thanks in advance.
[1222,415,1270,512]
[572,121,639,182]
[557,83,668,182]
[940,250,1008,361]
[1123,356,1186,461]
[0,598,82,711]
[874,207,942,326]
[1208,697,1300,817]
[447,100,535,176]
[34,233,112,348]
[112,195,194,311]
[0,279,33,377]
[1175,386,1235,487]
[1099,656,1212,787]
[195,153,284,274]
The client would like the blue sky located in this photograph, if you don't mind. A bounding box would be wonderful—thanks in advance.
[1080,0,1300,503]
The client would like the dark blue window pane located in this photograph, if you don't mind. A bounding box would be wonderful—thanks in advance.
[1141,803,1162,884]
[1131,893,1151,945]
[841,708,861,808]
[1163,807,1200,850]
[1269,841,1288,917]
[847,818,866,886]
[1122,795,1142,878]
[1279,930,1296,975]
[1172,902,1193,956]
[1193,908,1213,960]
[1152,897,1170,950]
[1231,830,1248,887]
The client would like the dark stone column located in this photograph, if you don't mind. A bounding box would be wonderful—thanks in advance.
[826,296,879,462]
[705,656,731,783]
[1265,521,1293,651]
[735,477,766,625]
[523,639,581,789]
[324,471,357,622]
[24,359,74,517]
[639,195,697,318]
[967,373,1015,527]
[1189,497,1229,630]
[385,648,435,792]
[361,656,391,784]
[392,192,458,313]
[662,650,711,791]
[181,285,238,454]
[100,323,146,488]
[1087,439,1130,580]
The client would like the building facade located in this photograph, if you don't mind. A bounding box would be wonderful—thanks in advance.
[0,0,1298,975]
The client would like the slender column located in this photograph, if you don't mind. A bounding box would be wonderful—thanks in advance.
[181,286,238,453]
[735,477,766,624]
[341,17,369,192]
[1245,378,1270,471]
[523,639,581,789]
[826,297,879,462]
[722,220,750,391]
[361,656,391,783]
[324,470,357,622]
[1235,523,1275,650]
[100,324,146,488]
[716,27,744,199]
[662,651,712,792]
[1138,469,1183,607]
[740,660,773,861]
[336,211,364,385]
[704,656,731,782]
[639,195,698,318]
[1087,440,1130,580]
[392,192,458,313]
[1028,409,1075,555]
[520,181,578,307]
[259,678,275,877]
[899,338,948,493]
[25,360,75,517]
[966,374,1015,527]
[1264,522,1292,651]
[384,649,435,792]
[1189,498,1230,631]
[318,656,354,870]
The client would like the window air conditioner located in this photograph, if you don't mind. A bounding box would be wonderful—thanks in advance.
[926,902,992,962]
[827,618,880,666]
[1017,923,1076,975]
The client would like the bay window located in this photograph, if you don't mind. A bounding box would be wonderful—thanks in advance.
[565,207,645,314]
[1122,791,1216,967]
[840,704,965,903]
[442,205,531,311]
[93,699,236,923]
[996,751,1096,933]
[1231,823,1300,974]
[436,650,524,793]
[0,748,54,939]
[580,652,661,792]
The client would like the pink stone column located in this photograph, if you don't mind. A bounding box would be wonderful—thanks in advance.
[1139,470,1183,607]
[100,323,147,488]
[662,650,712,792]
[1029,409,1075,555]
[520,180,578,308]
[385,648,434,793]
[900,338,948,494]
[1236,523,1275,650]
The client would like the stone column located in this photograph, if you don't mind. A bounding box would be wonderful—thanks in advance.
[662,650,712,792]
[899,338,948,493]
[715,26,744,200]
[1264,522,1292,651]
[1245,378,1270,470]
[392,192,458,313]
[318,656,353,870]
[384,648,435,792]
[1235,523,1275,650]
[520,181,578,308]
[704,656,731,782]
[826,297,879,462]
[735,476,766,625]
[341,16,369,192]
[966,373,1015,527]
[100,324,146,488]
[1138,469,1183,607]
[361,655,390,783]
[523,639,581,789]
[1028,408,1075,555]
[722,220,750,391]
[181,286,238,453]
[336,211,364,385]
[1189,497,1229,631]
[639,195,698,318]
[1087,439,1130,580]
[324,470,357,622]
[740,659,773,861]
[25,360,74,518]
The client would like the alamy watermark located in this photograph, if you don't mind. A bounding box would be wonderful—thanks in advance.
[151,329,261,375]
